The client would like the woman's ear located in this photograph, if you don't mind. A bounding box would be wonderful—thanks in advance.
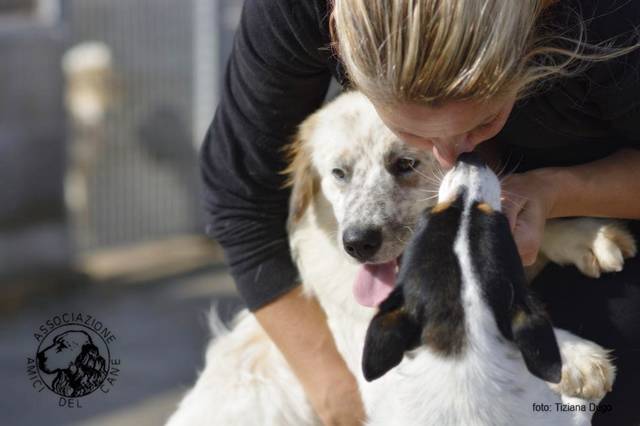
[282,114,319,225]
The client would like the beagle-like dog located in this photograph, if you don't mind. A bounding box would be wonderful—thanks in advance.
[362,153,610,426]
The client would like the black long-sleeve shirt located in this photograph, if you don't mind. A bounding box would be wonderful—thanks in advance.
[202,0,640,311]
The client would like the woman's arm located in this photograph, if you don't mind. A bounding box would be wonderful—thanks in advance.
[203,0,333,310]
[545,148,640,219]
[203,0,365,422]
[502,148,640,264]
[255,287,365,426]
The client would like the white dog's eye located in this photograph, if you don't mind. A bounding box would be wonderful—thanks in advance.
[332,168,347,181]
[392,157,419,176]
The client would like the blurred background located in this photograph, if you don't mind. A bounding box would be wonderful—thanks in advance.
[0,1,247,425]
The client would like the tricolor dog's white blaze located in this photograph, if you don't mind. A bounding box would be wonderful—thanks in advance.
[438,158,502,213]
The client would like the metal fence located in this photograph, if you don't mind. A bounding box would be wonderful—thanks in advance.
[0,0,243,280]
[64,0,242,251]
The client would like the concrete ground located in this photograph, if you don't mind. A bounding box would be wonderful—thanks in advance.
[0,266,243,426]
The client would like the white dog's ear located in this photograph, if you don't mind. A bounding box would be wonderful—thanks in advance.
[282,114,319,224]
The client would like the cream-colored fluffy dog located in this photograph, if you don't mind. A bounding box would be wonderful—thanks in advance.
[167,92,634,425]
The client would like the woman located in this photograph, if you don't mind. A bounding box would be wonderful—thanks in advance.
[202,0,640,424]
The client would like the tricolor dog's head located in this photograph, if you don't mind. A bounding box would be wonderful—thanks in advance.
[362,153,562,385]
[285,92,438,306]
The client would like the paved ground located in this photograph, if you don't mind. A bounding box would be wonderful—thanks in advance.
[0,266,244,426]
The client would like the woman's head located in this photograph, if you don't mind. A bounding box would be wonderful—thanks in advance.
[331,0,560,166]
[333,0,545,103]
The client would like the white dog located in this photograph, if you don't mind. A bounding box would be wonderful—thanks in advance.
[167,92,635,425]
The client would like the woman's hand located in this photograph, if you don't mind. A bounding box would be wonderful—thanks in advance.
[501,149,640,265]
[501,169,559,265]
[313,369,365,426]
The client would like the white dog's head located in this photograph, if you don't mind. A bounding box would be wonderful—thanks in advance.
[285,92,438,307]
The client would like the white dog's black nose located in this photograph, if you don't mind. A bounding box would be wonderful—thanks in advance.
[343,227,382,262]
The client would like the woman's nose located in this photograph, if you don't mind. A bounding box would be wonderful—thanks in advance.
[432,144,457,169]
[433,136,474,168]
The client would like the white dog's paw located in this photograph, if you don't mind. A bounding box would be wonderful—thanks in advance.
[579,223,636,277]
[542,219,637,278]
[552,331,616,401]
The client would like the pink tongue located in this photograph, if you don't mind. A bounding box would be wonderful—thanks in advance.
[353,260,397,307]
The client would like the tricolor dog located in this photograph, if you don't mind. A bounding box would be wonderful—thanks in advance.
[167,92,634,425]
[362,153,608,426]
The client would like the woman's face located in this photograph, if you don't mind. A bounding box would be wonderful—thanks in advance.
[373,94,516,169]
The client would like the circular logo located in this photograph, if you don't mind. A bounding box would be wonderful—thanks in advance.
[27,313,119,402]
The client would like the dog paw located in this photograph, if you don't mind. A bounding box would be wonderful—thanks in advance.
[542,219,637,279]
[576,223,636,278]
[551,337,616,401]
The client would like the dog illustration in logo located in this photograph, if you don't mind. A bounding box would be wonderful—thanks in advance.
[37,330,108,397]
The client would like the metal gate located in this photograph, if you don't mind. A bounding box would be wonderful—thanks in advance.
[64,0,242,251]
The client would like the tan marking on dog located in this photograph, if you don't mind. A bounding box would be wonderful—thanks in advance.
[423,322,466,357]
[380,307,404,328]
[282,114,320,223]
[512,309,527,329]
[431,201,453,214]
[476,202,493,214]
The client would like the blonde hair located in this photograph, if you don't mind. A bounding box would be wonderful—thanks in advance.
[332,0,633,104]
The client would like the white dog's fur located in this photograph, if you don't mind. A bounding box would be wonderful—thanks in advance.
[167,92,633,426]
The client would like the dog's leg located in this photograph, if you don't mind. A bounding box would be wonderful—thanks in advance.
[549,328,616,402]
[540,218,637,278]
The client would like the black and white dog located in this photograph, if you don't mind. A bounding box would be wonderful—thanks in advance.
[363,153,608,426]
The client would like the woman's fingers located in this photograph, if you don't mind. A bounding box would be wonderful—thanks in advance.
[501,194,522,232]
[501,174,547,265]
[512,205,543,266]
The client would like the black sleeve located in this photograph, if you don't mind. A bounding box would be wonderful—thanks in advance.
[592,51,640,146]
[201,0,332,310]
[580,0,640,146]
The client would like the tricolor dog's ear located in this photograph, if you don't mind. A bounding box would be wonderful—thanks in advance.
[511,307,562,384]
[362,285,421,381]
[471,207,562,384]
[491,213,562,384]
[282,114,319,224]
